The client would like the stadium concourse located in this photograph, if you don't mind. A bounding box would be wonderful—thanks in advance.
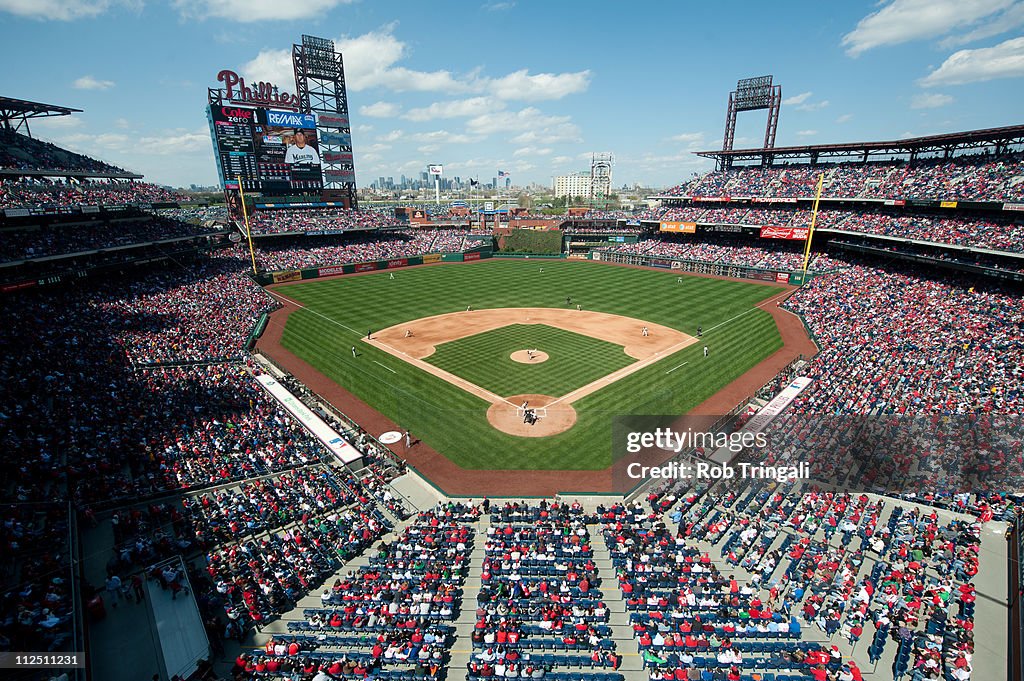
[0,124,1022,681]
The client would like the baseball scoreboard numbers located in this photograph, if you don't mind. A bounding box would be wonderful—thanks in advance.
[209,104,324,195]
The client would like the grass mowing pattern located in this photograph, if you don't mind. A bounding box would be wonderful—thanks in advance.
[278,260,784,471]
[426,323,633,397]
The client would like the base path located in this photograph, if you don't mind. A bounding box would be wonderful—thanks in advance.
[368,307,696,437]
[371,307,689,360]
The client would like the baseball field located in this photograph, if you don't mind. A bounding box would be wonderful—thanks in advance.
[267,259,788,471]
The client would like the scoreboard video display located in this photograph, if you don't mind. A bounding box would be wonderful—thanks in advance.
[208,104,323,195]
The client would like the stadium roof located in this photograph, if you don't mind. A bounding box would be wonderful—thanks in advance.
[0,96,82,130]
[696,124,1024,166]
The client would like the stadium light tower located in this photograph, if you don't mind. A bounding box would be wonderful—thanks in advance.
[589,153,613,208]
[293,35,358,208]
[721,75,782,170]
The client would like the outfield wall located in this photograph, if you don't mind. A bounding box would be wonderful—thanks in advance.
[593,250,810,285]
[255,249,493,286]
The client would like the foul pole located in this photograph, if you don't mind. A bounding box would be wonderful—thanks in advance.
[801,173,824,276]
[237,177,258,276]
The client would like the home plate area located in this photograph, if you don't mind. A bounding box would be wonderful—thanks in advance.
[486,393,577,437]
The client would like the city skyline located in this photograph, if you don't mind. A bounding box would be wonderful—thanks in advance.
[1,1,1022,188]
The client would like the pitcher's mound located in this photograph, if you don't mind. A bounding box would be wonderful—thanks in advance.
[510,350,549,364]
[487,393,577,437]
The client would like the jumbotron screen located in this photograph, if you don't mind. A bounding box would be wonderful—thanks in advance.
[208,104,323,195]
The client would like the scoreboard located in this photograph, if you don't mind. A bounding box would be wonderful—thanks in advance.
[208,104,323,195]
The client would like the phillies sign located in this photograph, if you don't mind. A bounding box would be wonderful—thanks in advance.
[760,226,809,240]
[217,69,300,110]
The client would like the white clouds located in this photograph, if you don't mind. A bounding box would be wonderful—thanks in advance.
[244,25,591,103]
[172,0,354,22]
[73,75,115,91]
[483,2,515,10]
[359,101,401,118]
[938,2,1024,48]
[242,27,468,95]
[0,0,133,20]
[378,130,405,143]
[468,107,572,135]
[841,0,1015,56]
[135,128,211,155]
[408,130,477,144]
[339,26,468,93]
[53,127,209,157]
[911,92,954,108]
[783,91,828,111]
[513,147,551,157]
[403,97,496,121]
[796,130,818,137]
[240,49,294,88]
[34,116,83,130]
[835,114,853,123]
[510,125,581,145]
[550,156,572,165]
[668,132,705,146]
[487,69,591,101]
[783,91,812,106]
[920,36,1024,85]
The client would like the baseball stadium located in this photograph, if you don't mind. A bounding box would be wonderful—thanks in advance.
[1,6,1023,681]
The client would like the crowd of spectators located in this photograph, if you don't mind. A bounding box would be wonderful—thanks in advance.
[642,473,1007,681]
[155,206,229,224]
[0,130,129,175]
[632,205,1024,254]
[663,153,1024,202]
[0,214,222,263]
[246,208,402,235]
[255,230,482,271]
[88,251,274,365]
[1,177,190,208]
[783,259,1024,416]
[834,212,1024,252]
[238,507,473,680]
[602,235,845,272]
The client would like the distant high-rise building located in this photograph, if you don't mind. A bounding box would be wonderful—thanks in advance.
[553,172,592,198]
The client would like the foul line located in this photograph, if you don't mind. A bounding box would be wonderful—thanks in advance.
[546,335,698,408]
[665,361,689,374]
[368,337,518,408]
[373,361,397,374]
[703,288,794,335]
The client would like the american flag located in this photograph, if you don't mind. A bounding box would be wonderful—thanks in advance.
[498,170,509,178]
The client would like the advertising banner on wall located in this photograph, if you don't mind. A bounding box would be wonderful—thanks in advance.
[659,221,697,233]
[759,226,809,240]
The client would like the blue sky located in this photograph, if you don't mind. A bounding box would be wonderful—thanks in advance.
[1,0,1022,188]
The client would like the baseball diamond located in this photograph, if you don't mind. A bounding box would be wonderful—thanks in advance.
[264,259,792,472]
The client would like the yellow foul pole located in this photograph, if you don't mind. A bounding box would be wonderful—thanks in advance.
[236,177,258,276]
[801,173,824,276]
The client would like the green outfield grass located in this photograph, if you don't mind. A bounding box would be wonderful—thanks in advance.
[426,323,633,397]
[277,259,784,472]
